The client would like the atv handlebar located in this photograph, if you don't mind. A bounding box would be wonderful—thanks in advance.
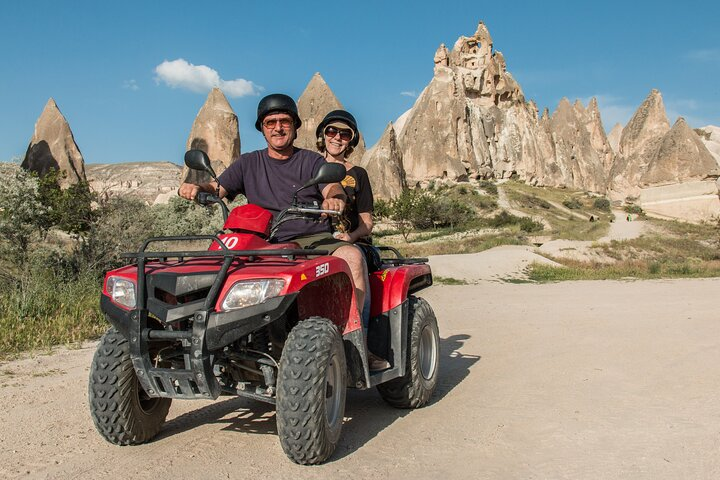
[196,192,230,223]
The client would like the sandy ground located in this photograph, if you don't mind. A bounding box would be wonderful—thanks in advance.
[1,261,719,479]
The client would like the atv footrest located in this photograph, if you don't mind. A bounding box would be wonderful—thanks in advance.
[145,367,206,398]
[129,308,221,401]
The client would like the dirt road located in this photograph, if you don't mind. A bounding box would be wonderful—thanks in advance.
[2,278,719,479]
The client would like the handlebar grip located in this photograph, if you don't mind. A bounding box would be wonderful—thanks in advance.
[196,192,221,206]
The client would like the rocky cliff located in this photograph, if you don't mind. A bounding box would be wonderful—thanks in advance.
[86,162,182,205]
[180,88,241,185]
[394,22,610,193]
[360,123,406,199]
[22,98,86,187]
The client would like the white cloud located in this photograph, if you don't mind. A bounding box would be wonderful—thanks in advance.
[123,79,139,91]
[154,59,263,97]
[400,91,418,98]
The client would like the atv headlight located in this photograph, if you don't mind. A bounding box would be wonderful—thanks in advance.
[221,279,285,311]
[107,276,136,309]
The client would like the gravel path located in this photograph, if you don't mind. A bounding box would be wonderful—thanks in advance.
[2,274,718,479]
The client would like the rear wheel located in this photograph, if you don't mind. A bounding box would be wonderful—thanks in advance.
[378,296,439,408]
[88,328,171,445]
[277,317,347,465]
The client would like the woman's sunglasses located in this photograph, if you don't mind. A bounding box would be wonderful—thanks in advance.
[324,126,354,141]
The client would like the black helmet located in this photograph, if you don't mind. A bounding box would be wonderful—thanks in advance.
[316,109,360,148]
[255,93,302,131]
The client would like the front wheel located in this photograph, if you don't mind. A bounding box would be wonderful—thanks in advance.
[88,328,171,445]
[378,296,440,408]
[276,317,347,465]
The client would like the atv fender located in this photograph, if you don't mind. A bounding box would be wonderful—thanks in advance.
[368,264,432,318]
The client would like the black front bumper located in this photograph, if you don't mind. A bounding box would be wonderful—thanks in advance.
[100,293,296,400]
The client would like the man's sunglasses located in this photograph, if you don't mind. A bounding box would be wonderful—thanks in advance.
[324,126,354,141]
[262,118,294,129]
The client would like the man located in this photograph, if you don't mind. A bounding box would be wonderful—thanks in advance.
[179,93,388,370]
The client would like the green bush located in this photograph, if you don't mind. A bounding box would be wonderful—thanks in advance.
[624,204,644,215]
[485,211,543,233]
[562,198,583,210]
[593,197,611,211]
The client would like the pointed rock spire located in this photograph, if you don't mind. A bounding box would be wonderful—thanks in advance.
[618,89,670,160]
[609,89,671,199]
[181,87,241,185]
[360,123,406,200]
[22,98,86,187]
[641,117,718,185]
[584,97,615,171]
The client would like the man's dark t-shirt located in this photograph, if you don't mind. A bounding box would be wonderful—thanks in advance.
[217,148,331,242]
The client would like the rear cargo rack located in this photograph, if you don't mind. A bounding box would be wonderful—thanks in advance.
[377,245,429,266]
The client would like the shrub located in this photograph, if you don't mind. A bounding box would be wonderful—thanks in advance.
[593,197,611,211]
[624,204,643,215]
[562,198,583,210]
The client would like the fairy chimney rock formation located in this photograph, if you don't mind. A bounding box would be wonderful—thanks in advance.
[641,117,718,186]
[181,87,241,185]
[360,123,406,200]
[609,89,670,200]
[295,73,367,160]
[584,98,615,171]
[22,98,86,187]
[398,21,538,187]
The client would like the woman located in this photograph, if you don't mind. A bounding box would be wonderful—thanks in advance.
[316,110,388,370]
[315,110,374,245]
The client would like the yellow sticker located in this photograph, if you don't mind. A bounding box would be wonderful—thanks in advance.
[380,270,388,282]
[300,273,307,281]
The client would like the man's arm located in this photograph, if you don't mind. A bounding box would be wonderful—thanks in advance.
[178,181,229,201]
[321,183,346,213]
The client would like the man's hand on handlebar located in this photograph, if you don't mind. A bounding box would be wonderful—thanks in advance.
[178,183,201,201]
[321,197,344,216]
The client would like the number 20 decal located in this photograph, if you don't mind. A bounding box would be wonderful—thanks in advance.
[315,262,330,277]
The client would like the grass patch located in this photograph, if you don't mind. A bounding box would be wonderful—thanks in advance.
[379,232,528,257]
[529,259,720,282]
[433,276,469,285]
[502,181,611,241]
[0,270,104,359]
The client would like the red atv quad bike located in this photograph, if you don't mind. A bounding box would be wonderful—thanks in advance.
[88,150,440,465]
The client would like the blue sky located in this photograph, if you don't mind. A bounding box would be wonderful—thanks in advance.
[2,0,718,165]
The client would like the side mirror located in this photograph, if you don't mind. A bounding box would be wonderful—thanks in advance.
[184,149,218,182]
[299,162,346,189]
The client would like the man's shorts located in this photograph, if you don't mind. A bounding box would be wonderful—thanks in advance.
[292,232,350,254]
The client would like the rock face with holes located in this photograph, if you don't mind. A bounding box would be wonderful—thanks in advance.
[393,22,609,193]
[22,98,86,187]
[180,88,241,185]
[86,162,182,205]
[295,73,366,159]
[360,123,406,200]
